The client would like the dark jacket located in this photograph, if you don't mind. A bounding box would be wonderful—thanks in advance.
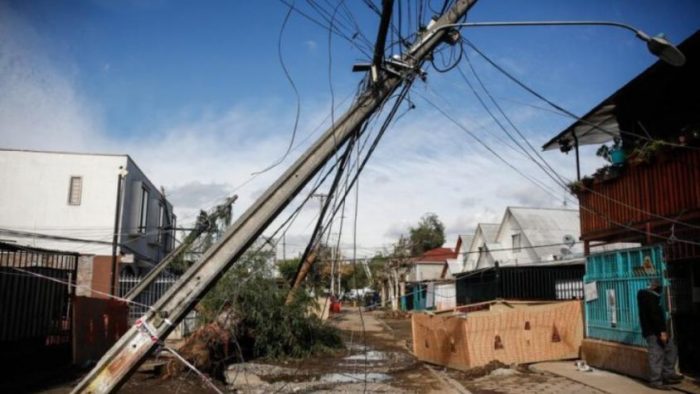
[637,288,666,337]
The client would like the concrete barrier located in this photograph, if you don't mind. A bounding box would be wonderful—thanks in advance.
[581,338,649,380]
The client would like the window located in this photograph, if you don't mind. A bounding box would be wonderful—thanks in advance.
[170,216,177,250]
[512,233,522,253]
[68,176,82,205]
[158,203,165,243]
[138,187,149,233]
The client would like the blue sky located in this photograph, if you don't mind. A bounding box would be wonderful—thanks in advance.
[1,0,699,256]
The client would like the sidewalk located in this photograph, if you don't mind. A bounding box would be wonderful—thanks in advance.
[531,361,700,394]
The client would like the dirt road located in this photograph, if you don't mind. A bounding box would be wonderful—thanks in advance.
[222,307,465,393]
[39,307,605,393]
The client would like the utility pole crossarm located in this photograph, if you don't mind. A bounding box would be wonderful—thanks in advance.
[71,1,477,392]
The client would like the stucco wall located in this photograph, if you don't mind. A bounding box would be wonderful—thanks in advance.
[0,150,174,268]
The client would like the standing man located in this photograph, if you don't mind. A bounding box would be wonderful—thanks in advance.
[637,279,684,390]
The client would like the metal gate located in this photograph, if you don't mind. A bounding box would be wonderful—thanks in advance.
[0,242,78,388]
[584,245,666,347]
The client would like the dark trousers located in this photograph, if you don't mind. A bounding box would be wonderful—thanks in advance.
[645,335,678,384]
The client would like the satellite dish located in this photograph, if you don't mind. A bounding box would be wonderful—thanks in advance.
[562,234,576,248]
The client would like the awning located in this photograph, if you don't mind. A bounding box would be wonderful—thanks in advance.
[541,104,620,151]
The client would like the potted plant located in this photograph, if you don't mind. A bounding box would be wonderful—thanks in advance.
[596,137,625,166]
[629,139,668,165]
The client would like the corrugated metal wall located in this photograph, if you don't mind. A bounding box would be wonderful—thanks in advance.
[579,149,700,239]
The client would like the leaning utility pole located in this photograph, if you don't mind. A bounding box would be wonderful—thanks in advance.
[72,1,477,392]
[122,195,238,302]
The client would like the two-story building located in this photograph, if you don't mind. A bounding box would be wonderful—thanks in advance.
[0,149,176,276]
[542,31,700,376]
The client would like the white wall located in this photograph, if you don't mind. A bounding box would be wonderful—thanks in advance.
[464,229,486,272]
[434,282,456,311]
[494,212,539,266]
[407,263,444,282]
[0,150,174,269]
[0,150,125,254]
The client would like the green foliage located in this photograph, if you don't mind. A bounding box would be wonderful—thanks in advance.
[409,213,446,255]
[342,263,369,290]
[276,258,300,284]
[200,248,342,360]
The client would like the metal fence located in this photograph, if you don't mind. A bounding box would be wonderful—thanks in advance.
[118,272,198,336]
[455,263,585,306]
[118,272,178,323]
[0,242,78,380]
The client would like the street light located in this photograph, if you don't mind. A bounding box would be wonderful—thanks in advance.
[433,21,686,66]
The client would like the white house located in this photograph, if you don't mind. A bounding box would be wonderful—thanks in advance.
[462,223,499,272]
[405,247,455,282]
[472,207,583,270]
[0,149,175,274]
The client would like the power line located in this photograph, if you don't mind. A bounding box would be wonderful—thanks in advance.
[278,0,373,57]
[416,89,567,201]
[460,38,700,151]
[415,90,700,247]
[251,5,301,176]
[459,40,700,230]
[461,50,569,187]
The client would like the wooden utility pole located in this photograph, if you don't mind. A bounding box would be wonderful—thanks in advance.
[72,1,478,392]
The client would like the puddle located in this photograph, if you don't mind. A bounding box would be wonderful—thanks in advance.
[344,351,387,361]
[319,372,391,383]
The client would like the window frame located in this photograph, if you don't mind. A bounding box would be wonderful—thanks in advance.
[138,186,149,233]
[67,176,83,206]
[512,233,522,253]
[157,202,165,243]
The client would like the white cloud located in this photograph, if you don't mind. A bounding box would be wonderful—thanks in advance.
[0,3,105,152]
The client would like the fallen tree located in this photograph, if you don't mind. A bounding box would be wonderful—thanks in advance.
[164,247,343,378]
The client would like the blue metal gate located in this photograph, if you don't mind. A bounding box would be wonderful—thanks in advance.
[584,245,667,347]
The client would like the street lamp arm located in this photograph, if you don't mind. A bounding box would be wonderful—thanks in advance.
[440,20,644,35]
[434,20,686,66]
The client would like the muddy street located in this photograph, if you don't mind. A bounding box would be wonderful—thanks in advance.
[38,307,610,393]
[225,307,462,393]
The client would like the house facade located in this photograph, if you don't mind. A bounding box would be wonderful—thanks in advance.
[406,247,456,282]
[543,31,700,376]
[0,149,175,274]
[462,223,498,272]
[463,207,583,272]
